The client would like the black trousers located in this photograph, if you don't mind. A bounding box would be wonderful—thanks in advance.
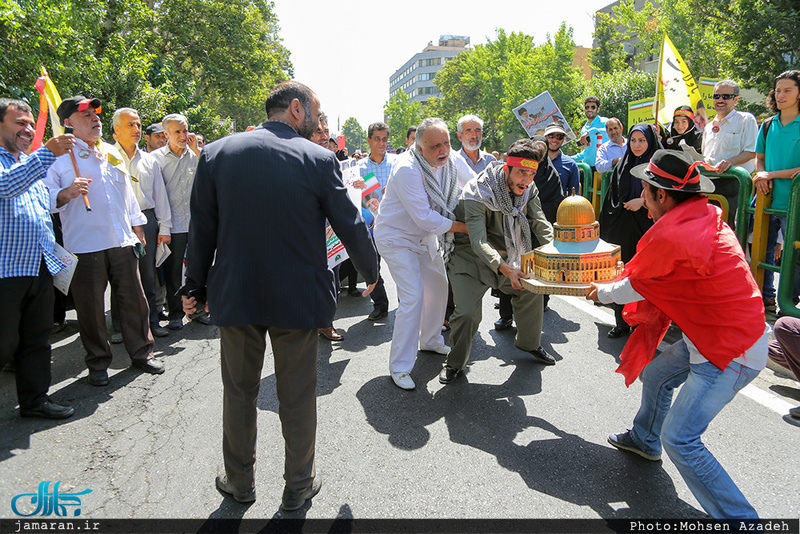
[164,232,188,320]
[112,209,159,330]
[0,260,54,409]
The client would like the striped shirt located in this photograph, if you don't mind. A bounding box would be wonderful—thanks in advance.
[0,146,64,278]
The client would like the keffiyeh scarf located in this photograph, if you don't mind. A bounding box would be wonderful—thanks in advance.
[411,146,460,261]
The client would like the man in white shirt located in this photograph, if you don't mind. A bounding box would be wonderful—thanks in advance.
[701,79,758,226]
[456,114,496,174]
[151,113,202,329]
[45,95,165,386]
[373,118,474,390]
[111,108,172,339]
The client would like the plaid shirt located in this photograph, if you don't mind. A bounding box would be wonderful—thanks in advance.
[0,146,64,278]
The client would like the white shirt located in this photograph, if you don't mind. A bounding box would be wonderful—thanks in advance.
[596,277,768,370]
[151,145,198,233]
[702,109,758,173]
[373,151,475,254]
[115,142,172,236]
[45,139,146,254]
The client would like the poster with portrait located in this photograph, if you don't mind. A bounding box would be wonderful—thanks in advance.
[325,158,363,270]
[513,91,576,142]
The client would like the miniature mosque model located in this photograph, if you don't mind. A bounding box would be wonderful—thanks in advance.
[521,194,623,296]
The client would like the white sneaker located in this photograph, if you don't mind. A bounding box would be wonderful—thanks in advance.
[391,372,415,390]
[423,345,451,356]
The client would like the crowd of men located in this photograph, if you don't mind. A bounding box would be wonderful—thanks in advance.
[2,70,799,517]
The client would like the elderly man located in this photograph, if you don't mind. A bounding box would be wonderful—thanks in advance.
[456,114,496,174]
[355,122,394,321]
[588,150,768,520]
[144,123,167,153]
[545,123,580,194]
[702,79,758,228]
[373,118,475,390]
[595,117,627,174]
[573,96,608,171]
[441,139,555,384]
[110,108,172,339]
[0,98,75,418]
[44,95,165,386]
[151,113,202,329]
[182,80,378,509]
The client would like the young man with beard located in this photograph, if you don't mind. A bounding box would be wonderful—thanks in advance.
[441,139,555,384]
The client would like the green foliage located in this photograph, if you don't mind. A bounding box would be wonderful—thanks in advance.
[341,117,368,154]
[589,12,628,73]
[431,25,587,153]
[604,0,798,94]
[383,91,423,150]
[587,70,656,133]
[0,0,292,141]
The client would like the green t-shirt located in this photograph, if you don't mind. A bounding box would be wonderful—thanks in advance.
[755,114,800,211]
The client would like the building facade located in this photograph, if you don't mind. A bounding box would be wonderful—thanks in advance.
[389,35,470,105]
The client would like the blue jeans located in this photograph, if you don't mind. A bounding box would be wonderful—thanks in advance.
[628,340,760,519]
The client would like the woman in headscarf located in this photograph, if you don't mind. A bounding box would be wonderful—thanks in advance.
[661,105,703,153]
[599,123,663,338]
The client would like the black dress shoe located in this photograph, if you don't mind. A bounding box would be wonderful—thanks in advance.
[131,358,165,374]
[215,474,256,503]
[150,324,169,338]
[438,365,460,384]
[20,401,75,419]
[494,317,513,331]
[282,476,322,511]
[88,370,109,386]
[529,346,556,366]
[367,308,388,321]
[607,326,631,339]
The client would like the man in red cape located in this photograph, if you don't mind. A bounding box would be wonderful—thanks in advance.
[587,150,768,520]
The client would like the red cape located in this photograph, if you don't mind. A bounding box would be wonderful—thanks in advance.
[616,196,765,386]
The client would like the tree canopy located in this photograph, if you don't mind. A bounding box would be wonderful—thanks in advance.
[341,117,367,154]
[0,0,292,140]
[383,91,423,150]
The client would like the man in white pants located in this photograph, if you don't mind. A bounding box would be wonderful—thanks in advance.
[374,117,475,390]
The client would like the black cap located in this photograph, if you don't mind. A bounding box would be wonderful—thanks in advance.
[631,150,715,194]
[145,123,164,135]
[57,95,102,125]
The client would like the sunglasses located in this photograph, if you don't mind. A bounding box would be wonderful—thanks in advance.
[712,93,736,100]
[547,134,565,140]
[584,105,597,110]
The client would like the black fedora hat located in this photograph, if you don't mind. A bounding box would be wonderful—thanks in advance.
[631,149,715,194]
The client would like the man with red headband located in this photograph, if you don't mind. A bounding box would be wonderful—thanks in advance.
[440,139,554,384]
[587,150,768,520]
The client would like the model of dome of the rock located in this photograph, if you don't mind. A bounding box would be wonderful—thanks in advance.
[521,195,623,296]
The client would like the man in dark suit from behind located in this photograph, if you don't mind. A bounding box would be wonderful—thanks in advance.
[182,81,379,510]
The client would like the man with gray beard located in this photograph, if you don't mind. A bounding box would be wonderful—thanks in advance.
[456,114,496,174]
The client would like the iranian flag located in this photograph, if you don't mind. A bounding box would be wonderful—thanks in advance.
[362,173,380,197]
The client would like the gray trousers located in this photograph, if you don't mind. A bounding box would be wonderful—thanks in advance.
[219,325,317,491]
[446,251,543,370]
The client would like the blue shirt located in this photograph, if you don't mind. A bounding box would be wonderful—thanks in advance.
[551,153,581,195]
[572,115,608,167]
[358,153,395,188]
[457,148,496,175]
[755,114,800,212]
[595,138,627,174]
[0,146,64,278]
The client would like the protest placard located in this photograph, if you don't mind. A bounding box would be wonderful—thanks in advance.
[513,91,576,142]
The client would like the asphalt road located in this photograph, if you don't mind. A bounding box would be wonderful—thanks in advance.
[1,269,798,528]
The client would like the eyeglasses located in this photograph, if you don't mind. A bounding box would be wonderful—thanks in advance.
[712,93,736,100]
[546,134,565,140]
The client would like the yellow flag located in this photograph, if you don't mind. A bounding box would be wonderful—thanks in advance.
[653,35,701,126]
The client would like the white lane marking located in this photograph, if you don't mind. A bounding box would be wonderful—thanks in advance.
[554,295,796,417]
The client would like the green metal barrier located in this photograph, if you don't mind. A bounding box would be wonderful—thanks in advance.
[578,162,592,201]
[773,173,800,318]
[697,166,753,250]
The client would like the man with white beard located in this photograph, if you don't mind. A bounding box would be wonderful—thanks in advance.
[456,115,496,174]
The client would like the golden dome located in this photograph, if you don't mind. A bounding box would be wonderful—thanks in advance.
[556,195,595,226]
